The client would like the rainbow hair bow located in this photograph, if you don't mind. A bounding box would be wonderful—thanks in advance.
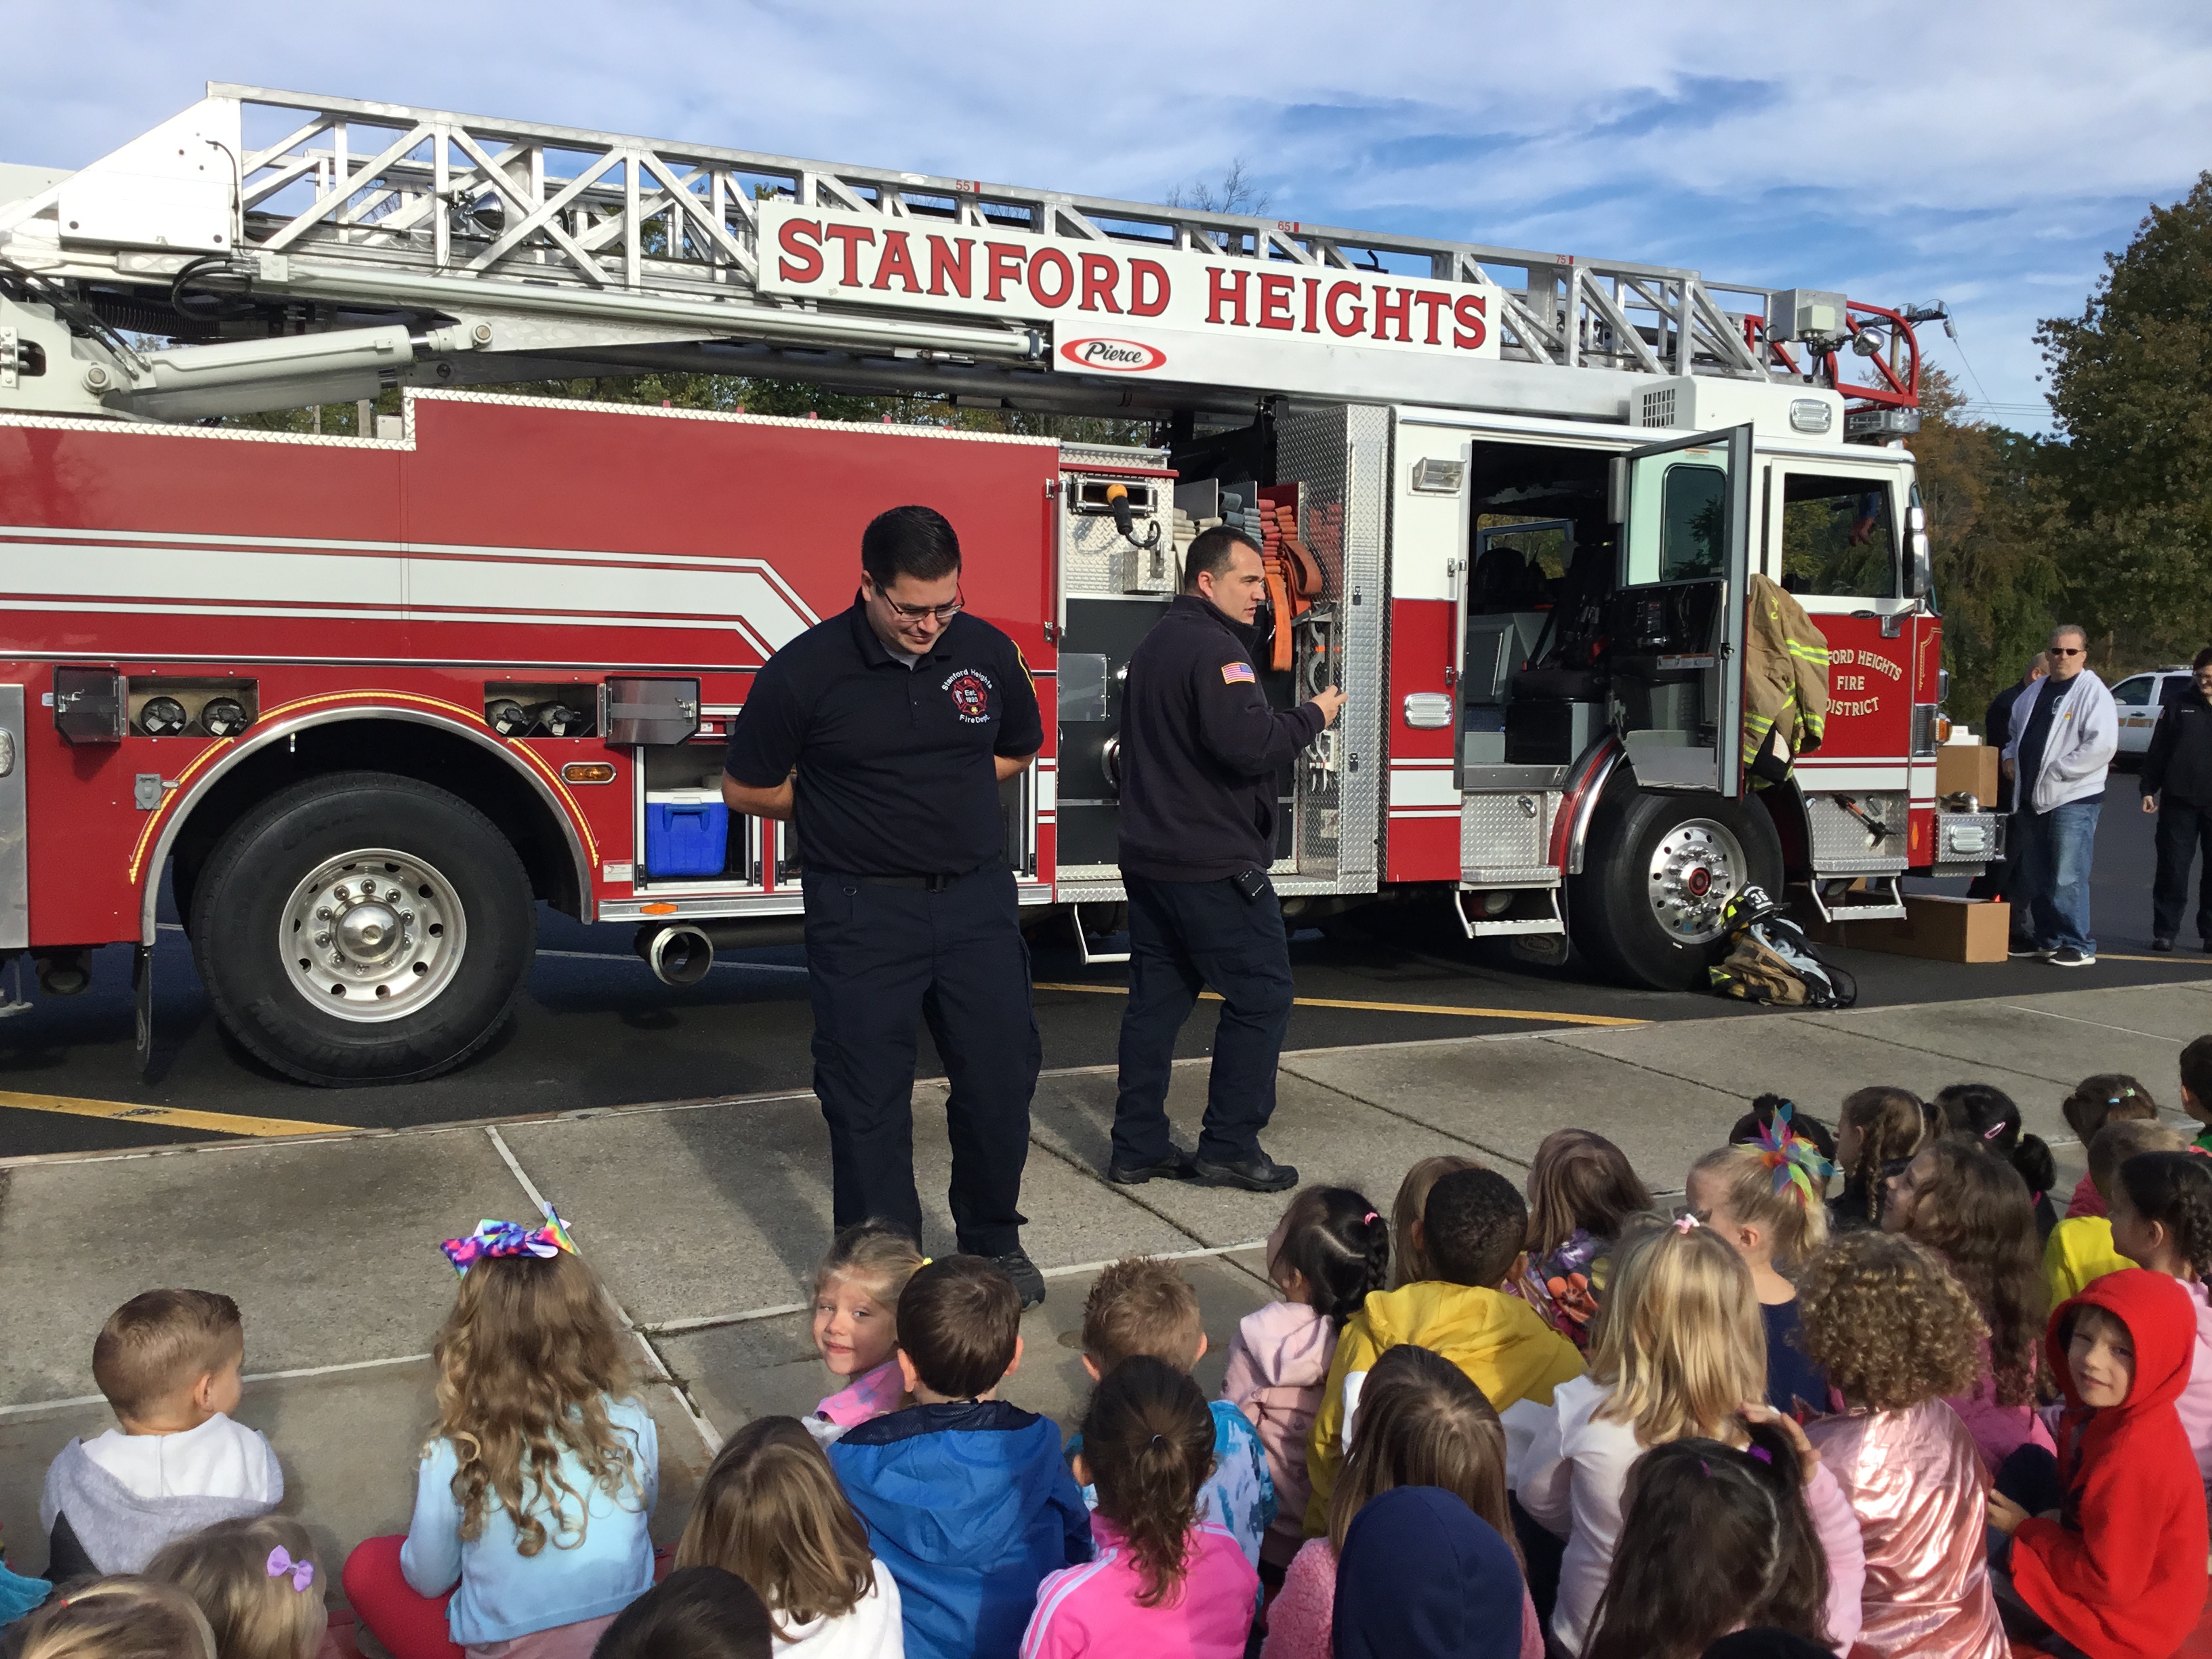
[440,1204,577,1274]
[1755,1099,1835,1205]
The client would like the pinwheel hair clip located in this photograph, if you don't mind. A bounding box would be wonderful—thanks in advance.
[440,1203,577,1275]
[1755,1099,1835,1207]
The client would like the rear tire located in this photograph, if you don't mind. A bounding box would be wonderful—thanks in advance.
[1569,786,1783,991]
[190,771,535,1086]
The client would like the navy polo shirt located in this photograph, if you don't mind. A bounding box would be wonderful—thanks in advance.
[724,600,1043,877]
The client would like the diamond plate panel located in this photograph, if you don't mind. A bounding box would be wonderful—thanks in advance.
[1460,790,1560,880]
[1805,790,1910,874]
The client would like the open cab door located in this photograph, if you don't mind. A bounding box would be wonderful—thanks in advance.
[1606,424,1755,795]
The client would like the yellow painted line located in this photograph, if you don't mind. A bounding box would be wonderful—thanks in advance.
[1032,983,1646,1028]
[0,1090,355,1139]
[2093,954,2212,967]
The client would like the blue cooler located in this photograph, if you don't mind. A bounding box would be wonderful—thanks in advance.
[643,787,729,878]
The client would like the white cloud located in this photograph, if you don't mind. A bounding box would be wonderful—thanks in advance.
[5,0,2206,428]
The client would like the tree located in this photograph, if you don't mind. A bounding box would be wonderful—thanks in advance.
[1166,159,1271,218]
[1909,367,2064,722]
[2037,171,2212,669]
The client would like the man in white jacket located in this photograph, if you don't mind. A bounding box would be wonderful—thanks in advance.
[2003,623,2117,967]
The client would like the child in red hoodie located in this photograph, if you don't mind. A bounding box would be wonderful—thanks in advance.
[1986,1267,2209,1658]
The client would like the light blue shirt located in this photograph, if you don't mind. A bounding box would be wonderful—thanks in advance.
[398,1394,657,1645]
[1066,1399,1277,1570]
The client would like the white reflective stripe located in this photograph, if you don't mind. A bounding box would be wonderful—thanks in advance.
[1341,1369,1369,1452]
[1021,1544,1120,1658]
[1389,769,1461,808]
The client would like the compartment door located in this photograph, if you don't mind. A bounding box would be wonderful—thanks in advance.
[1609,424,1754,796]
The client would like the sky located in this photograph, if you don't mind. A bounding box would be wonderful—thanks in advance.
[6,0,2207,434]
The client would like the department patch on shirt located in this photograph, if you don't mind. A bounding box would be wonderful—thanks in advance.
[942,668,995,723]
[1221,661,1256,684]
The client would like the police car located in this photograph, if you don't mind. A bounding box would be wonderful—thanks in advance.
[2112,666,2195,764]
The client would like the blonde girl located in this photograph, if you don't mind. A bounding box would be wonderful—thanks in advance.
[1517,1217,1864,1656]
[674,1416,901,1655]
[1387,1154,1482,1288]
[148,1516,325,1659]
[5,1577,217,1659]
[809,1221,926,1441]
[341,1214,656,1659]
[1687,1138,1831,1415]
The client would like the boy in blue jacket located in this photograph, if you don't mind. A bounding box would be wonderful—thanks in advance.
[829,1254,1092,1659]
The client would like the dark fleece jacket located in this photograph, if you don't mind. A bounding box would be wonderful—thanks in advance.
[2012,1267,2209,1658]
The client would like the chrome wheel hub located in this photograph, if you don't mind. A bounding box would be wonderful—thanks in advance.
[280,848,466,1022]
[1645,819,1746,944]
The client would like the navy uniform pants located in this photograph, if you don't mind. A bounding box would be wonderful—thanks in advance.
[1111,872,1295,1168]
[803,865,1040,1256]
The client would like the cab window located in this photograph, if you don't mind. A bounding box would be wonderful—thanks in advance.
[1778,473,1898,598]
[1660,465,1727,581]
[2112,676,2153,707]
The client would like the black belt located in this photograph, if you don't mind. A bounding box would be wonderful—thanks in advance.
[840,870,972,893]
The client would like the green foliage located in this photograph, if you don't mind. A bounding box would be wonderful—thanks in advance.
[2037,171,2212,670]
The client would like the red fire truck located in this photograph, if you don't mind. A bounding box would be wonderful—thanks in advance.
[0,87,1986,1084]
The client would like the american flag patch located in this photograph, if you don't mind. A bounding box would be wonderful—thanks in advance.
[1221,661,1256,684]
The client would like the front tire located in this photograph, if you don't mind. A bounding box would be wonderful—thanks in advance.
[190,771,535,1085]
[1569,786,1783,991]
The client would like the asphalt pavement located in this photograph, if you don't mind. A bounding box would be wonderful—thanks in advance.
[1,783,2205,1159]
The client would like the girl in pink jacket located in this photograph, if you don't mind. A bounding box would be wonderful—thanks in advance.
[1021,1355,1257,1659]
[1219,1187,1389,1570]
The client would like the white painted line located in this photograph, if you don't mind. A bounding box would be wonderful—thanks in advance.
[1996,1004,2186,1044]
[0,1353,436,1418]
[486,1126,557,1217]
[1039,1237,1271,1279]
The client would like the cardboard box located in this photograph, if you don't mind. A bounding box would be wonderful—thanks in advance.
[1808,894,2010,964]
[1936,743,2000,807]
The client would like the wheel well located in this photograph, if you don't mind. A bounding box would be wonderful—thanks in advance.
[169,720,585,928]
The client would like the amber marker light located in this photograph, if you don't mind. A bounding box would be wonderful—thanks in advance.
[561,762,617,783]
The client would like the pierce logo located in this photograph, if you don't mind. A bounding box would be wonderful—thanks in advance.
[1059,337,1168,373]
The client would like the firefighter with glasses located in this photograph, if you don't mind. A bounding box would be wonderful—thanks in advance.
[723,506,1049,1305]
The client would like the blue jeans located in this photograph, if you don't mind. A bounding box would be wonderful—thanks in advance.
[2013,798,2101,954]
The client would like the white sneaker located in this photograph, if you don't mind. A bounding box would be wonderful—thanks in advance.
[2048,947,2095,968]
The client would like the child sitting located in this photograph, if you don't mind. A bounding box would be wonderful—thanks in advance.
[589,1567,775,1659]
[2104,1149,2212,1509]
[1883,1136,2053,1475]
[1933,1082,2060,1240]
[1220,1187,1387,1572]
[1387,1154,1483,1288]
[147,1515,328,1659]
[343,1213,656,1659]
[1021,1355,1258,1658]
[1581,1419,1834,1659]
[1328,1486,1528,1659]
[1263,1343,1542,1659]
[1988,1269,2209,1658]
[1826,1087,1925,1233]
[1731,1095,1837,1177]
[1686,1134,1830,1416]
[1073,1258,1274,1568]
[806,1222,925,1446]
[2057,1074,2156,1218]
[673,1416,901,1655]
[1306,1168,1582,1536]
[2045,1120,2186,1306]
[3,1576,218,1659]
[2180,1035,2212,1154]
[41,1289,282,1577]
[1796,1230,2007,1659]
[1516,1130,1653,1353]
[829,1255,1090,1659]
[1517,1218,1862,1657]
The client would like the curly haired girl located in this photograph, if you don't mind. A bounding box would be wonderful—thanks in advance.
[1516,1130,1652,1353]
[1799,1231,2007,1659]
[1828,1086,1925,1231]
[1221,1185,1389,1570]
[2058,1073,2157,1219]
[1883,1136,2053,1474]
[1021,1355,1257,1659]
[2109,1149,2212,1502]
[1261,1342,1540,1659]
[1518,1218,1864,1656]
[344,1214,655,1659]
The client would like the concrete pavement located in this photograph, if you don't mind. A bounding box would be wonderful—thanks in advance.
[3,975,2209,1618]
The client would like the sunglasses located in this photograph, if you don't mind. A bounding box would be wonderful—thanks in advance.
[2049,647,2085,657]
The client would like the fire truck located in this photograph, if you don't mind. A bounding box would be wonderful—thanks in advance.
[0,85,1988,1086]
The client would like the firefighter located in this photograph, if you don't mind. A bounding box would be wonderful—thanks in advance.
[1107,525,1346,1193]
[722,506,1048,1305]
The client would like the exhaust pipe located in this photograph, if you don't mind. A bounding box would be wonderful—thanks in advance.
[637,924,714,987]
